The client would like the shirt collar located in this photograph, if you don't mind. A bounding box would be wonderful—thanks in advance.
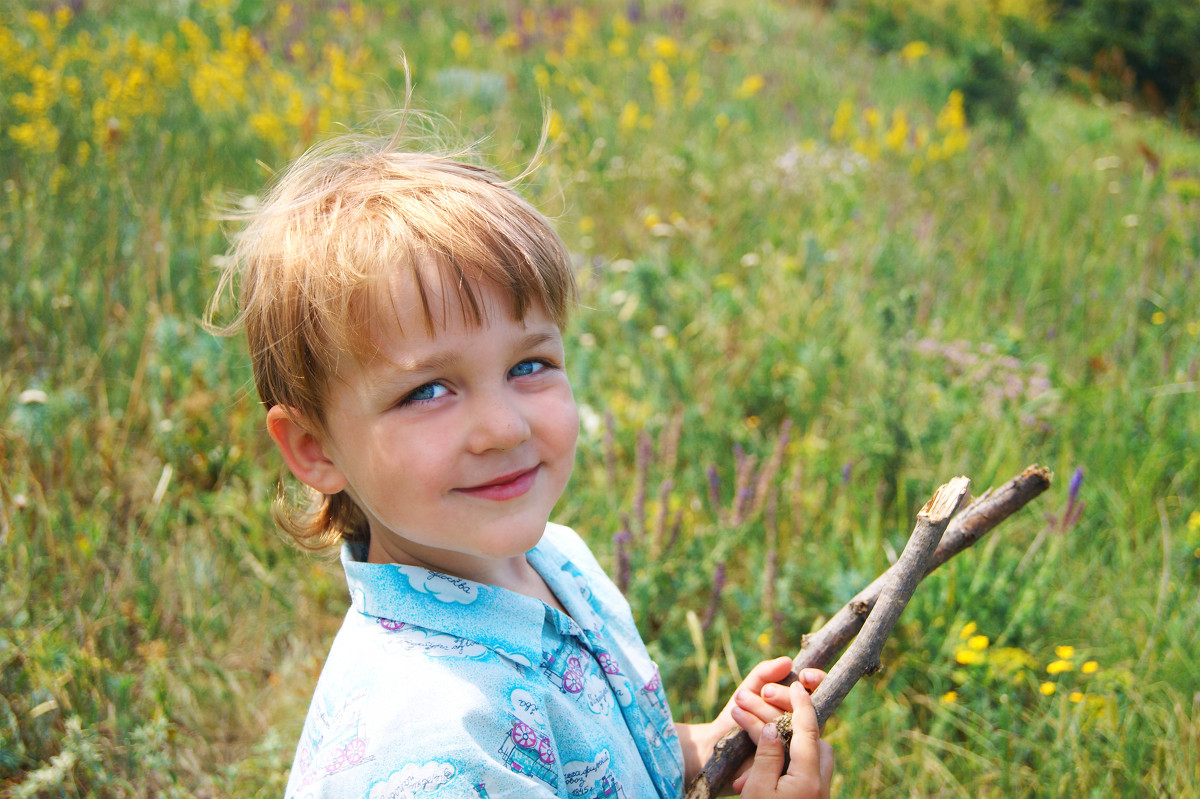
[340,533,594,668]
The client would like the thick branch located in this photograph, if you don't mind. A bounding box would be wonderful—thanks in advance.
[683,465,1052,799]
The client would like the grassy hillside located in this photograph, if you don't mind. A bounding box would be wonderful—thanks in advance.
[2,1,1198,796]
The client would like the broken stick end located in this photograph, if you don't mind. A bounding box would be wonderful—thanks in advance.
[918,476,971,522]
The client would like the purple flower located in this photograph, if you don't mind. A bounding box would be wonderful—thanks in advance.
[707,464,721,511]
[841,460,853,484]
[701,562,727,632]
[1068,466,1084,504]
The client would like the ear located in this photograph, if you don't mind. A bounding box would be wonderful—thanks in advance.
[266,405,349,495]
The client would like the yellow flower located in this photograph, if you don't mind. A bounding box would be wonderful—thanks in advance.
[1046,659,1073,675]
[1039,682,1056,696]
[1069,691,1084,703]
[649,60,673,108]
[830,99,854,143]
[1188,511,1200,532]
[643,212,661,229]
[618,101,640,133]
[1081,660,1099,674]
[546,109,564,140]
[955,649,981,665]
[959,622,978,640]
[884,110,909,152]
[757,632,770,647]
[735,74,765,99]
[652,35,679,59]
[451,31,472,60]
[1055,645,1075,659]
[941,690,958,704]
[900,40,930,64]
[968,635,990,651]
[745,416,761,429]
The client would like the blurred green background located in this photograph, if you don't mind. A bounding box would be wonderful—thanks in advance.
[2,0,1198,795]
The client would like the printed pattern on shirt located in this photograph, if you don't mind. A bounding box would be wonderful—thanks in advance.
[284,524,684,799]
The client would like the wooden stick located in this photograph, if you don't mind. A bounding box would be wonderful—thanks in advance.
[808,476,968,725]
[684,465,1052,798]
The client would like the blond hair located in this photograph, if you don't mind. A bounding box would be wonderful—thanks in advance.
[207,131,575,550]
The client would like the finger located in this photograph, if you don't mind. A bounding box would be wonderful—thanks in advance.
[742,657,796,693]
[740,723,785,798]
[735,686,791,727]
[759,682,794,713]
[819,741,834,799]
[716,657,794,722]
[784,681,824,781]
[798,668,826,693]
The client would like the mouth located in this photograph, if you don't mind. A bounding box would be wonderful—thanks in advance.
[455,465,541,500]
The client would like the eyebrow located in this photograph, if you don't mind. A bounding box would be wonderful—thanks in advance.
[363,329,561,398]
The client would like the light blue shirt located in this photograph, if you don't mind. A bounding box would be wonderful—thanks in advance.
[285,523,685,798]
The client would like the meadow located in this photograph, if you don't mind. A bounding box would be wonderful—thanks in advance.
[2,0,1199,796]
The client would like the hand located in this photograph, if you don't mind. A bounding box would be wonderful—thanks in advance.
[739,681,834,799]
[726,659,826,794]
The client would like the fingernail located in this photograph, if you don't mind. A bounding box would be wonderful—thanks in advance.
[736,688,747,702]
[763,723,778,742]
[762,684,776,698]
[801,668,819,682]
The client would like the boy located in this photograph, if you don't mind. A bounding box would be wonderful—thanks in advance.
[211,130,833,798]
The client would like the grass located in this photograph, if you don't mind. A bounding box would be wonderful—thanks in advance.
[2,0,1199,796]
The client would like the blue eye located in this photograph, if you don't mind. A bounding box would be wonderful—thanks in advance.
[404,382,448,404]
[509,360,546,378]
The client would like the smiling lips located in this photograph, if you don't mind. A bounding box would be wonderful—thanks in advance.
[456,466,541,500]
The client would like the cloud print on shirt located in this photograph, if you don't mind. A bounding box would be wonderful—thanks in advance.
[367,761,457,798]
[402,569,479,604]
[382,628,488,659]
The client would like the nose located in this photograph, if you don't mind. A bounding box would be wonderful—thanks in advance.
[466,390,531,454]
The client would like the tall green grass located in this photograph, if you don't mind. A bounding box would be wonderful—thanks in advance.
[2,1,1198,796]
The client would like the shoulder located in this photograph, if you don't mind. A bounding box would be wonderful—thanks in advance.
[286,621,555,797]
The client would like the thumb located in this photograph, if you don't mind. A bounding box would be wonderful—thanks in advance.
[740,722,784,798]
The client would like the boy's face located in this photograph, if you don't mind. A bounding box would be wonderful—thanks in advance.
[303,274,578,582]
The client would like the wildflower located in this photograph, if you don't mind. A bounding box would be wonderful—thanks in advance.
[1151,311,1166,325]
[618,100,640,132]
[612,527,632,593]
[652,35,679,59]
[884,110,909,152]
[959,622,978,639]
[968,635,990,651]
[757,632,770,647]
[1039,682,1056,696]
[955,649,982,665]
[1188,512,1200,532]
[1069,691,1084,703]
[451,31,472,60]
[1046,659,1073,675]
[940,690,958,704]
[734,74,765,99]
[648,60,673,108]
[546,110,564,139]
[707,464,722,512]
[1055,645,1075,660]
[700,562,727,632]
[1081,660,1099,675]
[830,99,854,142]
[900,41,930,64]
